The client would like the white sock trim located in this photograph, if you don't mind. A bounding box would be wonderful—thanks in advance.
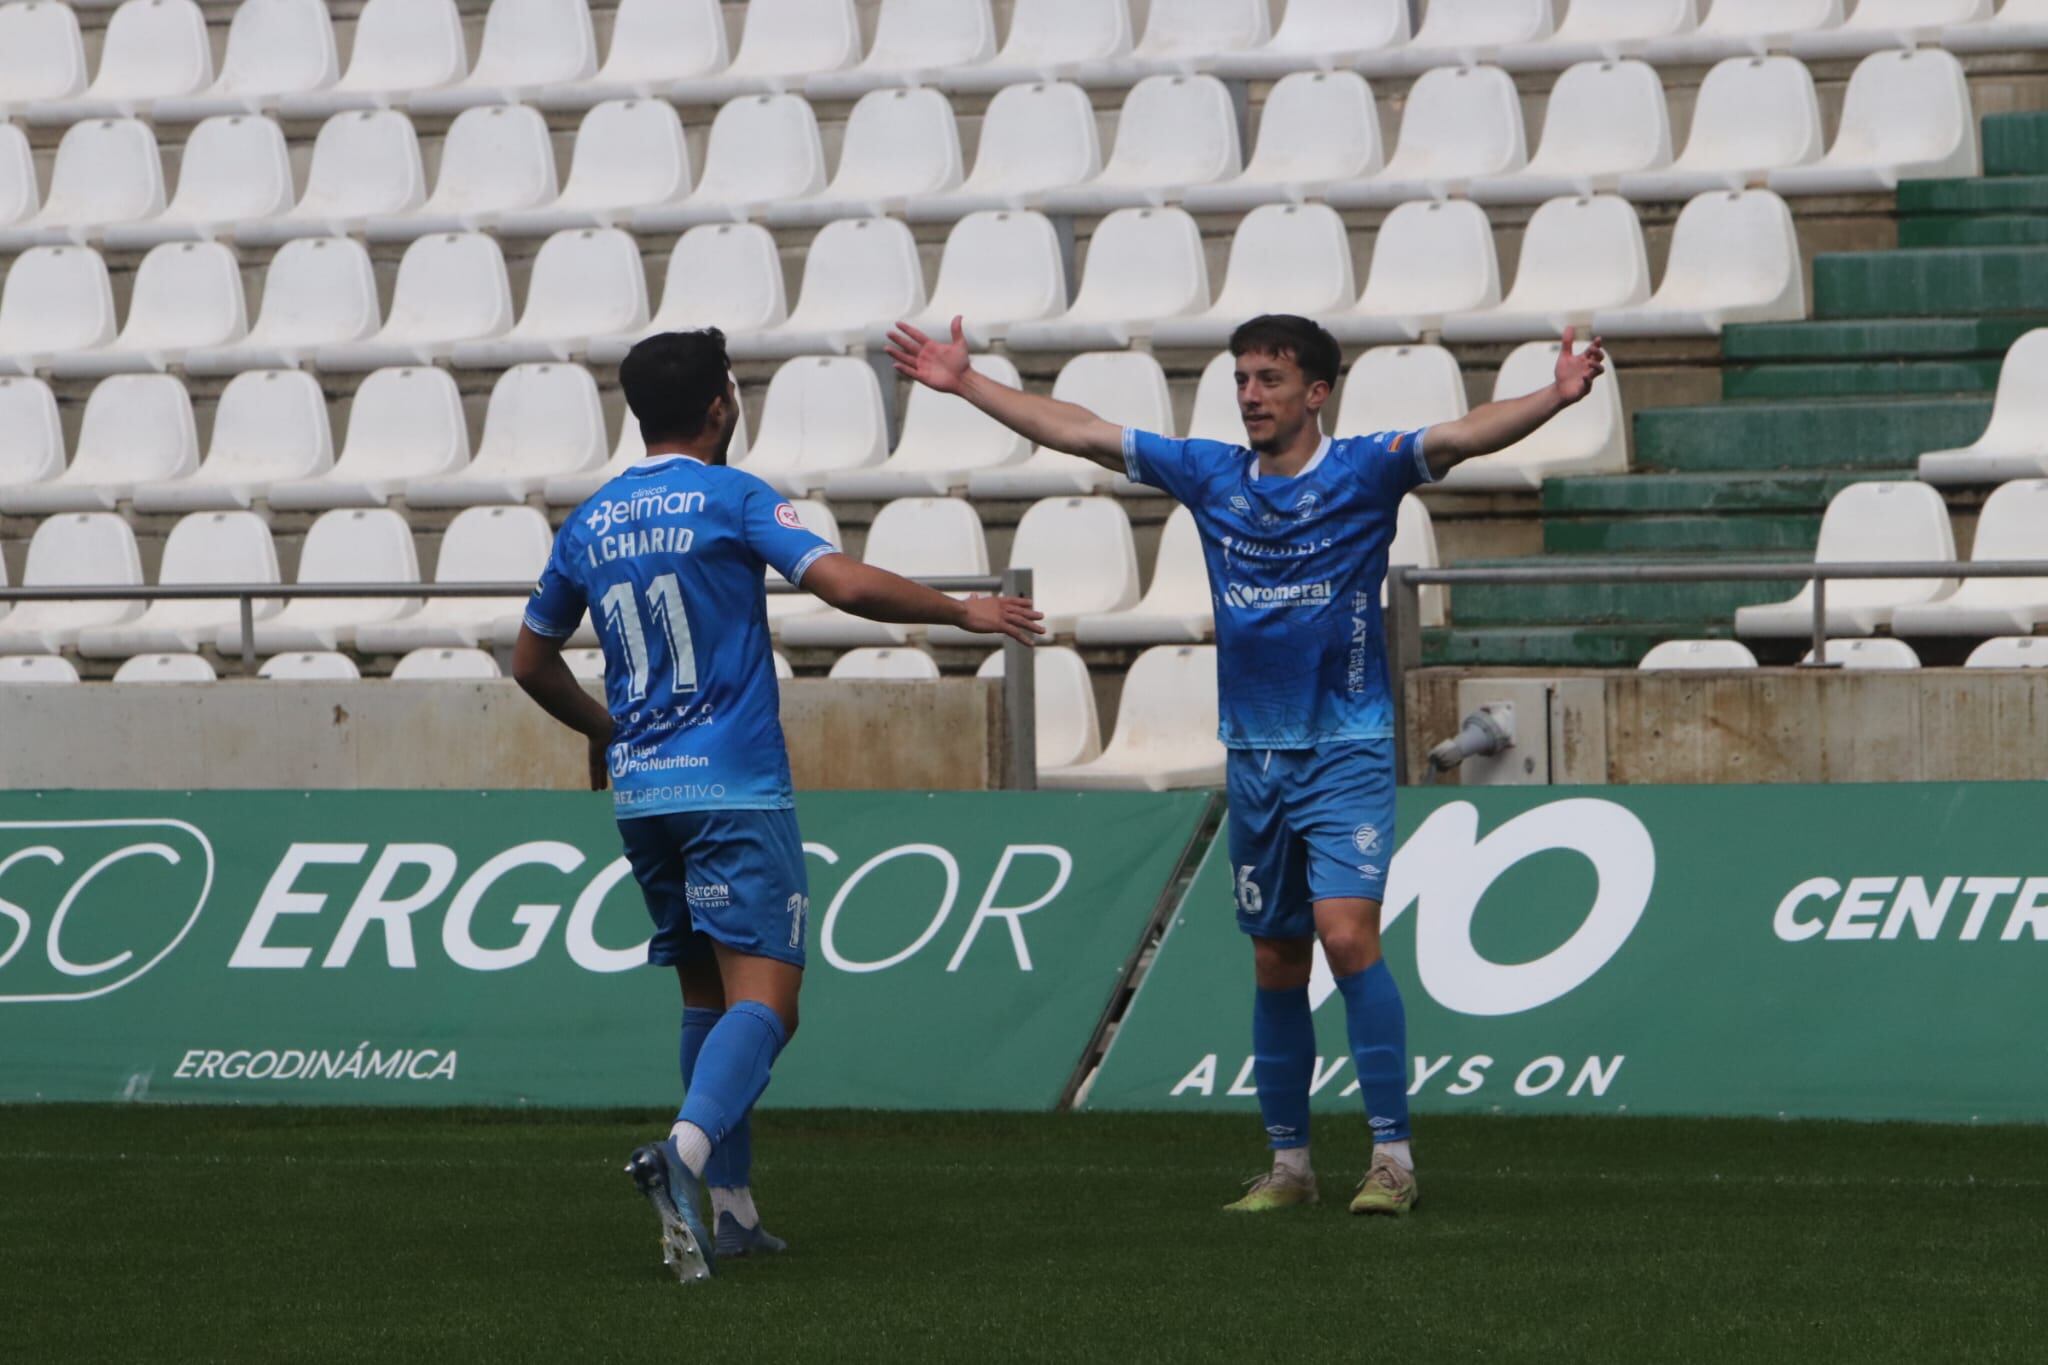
[669,1120,712,1178]
[710,1186,759,1228]
[1273,1146,1313,1178]
[1377,1139,1414,1172]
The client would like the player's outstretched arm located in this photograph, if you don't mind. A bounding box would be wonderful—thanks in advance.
[512,624,616,791]
[1421,327,1608,481]
[802,553,1046,645]
[884,316,1125,470]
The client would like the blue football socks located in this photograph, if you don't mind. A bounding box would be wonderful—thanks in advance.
[676,1001,788,1155]
[1250,984,1316,1151]
[679,1007,754,1191]
[1334,960,1411,1144]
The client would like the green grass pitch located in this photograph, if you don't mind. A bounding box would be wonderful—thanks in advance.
[5,1107,2044,1363]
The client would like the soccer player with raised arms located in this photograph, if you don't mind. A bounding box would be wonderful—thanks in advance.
[513,330,1043,1282]
[888,314,1607,1215]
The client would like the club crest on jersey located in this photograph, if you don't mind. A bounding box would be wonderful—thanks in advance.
[1353,824,1384,856]
[775,502,805,530]
[1293,491,1320,519]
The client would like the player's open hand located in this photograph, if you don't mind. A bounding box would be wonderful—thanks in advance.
[884,316,973,394]
[958,595,1046,646]
[1554,326,1608,404]
[587,735,610,792]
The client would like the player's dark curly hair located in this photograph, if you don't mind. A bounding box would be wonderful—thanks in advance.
[1228,314,1341,390]
[620,329,732,445]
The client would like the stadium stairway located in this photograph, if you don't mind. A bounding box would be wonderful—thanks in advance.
[1428,112,2048,669]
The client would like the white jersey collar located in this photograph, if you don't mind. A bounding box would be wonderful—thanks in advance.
[1248,435,1332,483]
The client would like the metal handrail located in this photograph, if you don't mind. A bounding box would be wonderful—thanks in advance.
[0,571,1040,791]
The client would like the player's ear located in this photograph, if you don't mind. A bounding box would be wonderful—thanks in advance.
[1305,378,1333,414]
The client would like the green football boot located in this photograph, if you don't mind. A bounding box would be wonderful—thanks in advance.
[1223,1167,1319,1212]
[1348,1150,1419,1216]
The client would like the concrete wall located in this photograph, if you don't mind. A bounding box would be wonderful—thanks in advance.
[0,680,1008,791]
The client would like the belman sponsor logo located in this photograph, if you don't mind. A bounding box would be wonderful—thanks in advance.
[585,488,708,536]
[1224,580,1335,610]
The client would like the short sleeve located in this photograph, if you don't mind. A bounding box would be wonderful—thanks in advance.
[1356,428,1433,505]
[523,521,587,639]
[1122,428,1208,504]
[740,477,839,586]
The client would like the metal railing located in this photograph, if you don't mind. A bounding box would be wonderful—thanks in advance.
[1384,560,2048,783]
[0,568,1040,790]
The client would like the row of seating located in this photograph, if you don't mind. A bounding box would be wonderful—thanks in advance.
[6,0,2043,133]
[1641,637,2048,669]
[0,50,1983,257]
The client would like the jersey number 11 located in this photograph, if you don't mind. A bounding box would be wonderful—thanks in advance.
[599,573,698,703]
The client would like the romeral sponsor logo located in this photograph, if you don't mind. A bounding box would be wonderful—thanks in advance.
[1774,875,2048,943]
[1224,580,1335,610]
[584,488,708,536]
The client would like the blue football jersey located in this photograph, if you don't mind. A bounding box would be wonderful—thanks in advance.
[523,455,837,817]
[1122,427,1433,749]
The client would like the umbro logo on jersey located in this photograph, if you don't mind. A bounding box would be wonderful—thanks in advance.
[1224,581,1335,609]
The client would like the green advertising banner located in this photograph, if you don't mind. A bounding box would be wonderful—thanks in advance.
[1089,785,2048,1124]
[0,790,1208,1110]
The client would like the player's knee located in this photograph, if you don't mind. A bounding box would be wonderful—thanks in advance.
[1251,937,1314,990]
[1318,925,1382,976]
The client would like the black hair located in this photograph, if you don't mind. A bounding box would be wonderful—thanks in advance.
[619,329,731,445]
[1228,314,1341,390]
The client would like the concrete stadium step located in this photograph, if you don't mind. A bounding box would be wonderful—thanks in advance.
[1542,514,1821,555]
[1981,111,2048,176]
[1812,247,2048,319]
[1633,398,1992,472]
[1545,469,1915,515]
[1422,623,1736,669]
[1723,316,2048,363]
[1899,216,2048,249]
[1448,556,1796,628]
[1721,359,2003,400]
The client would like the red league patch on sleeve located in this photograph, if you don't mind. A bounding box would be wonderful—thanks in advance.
[775,503,804,529]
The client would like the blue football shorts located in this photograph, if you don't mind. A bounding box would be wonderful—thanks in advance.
[1225,740,1398,940]
[617,808,811,970]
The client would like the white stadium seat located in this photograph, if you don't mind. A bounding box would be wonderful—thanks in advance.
[1040,645,1225,791]
[535,0,729,110]
[1043,75,1241,213]
[971,351,1173,497]
[409,0,597,115]
[391,648,502,680]
[102,115,295,250]
[0,125,34,230]
[1639,639,1760,671]
[1644,0,1844,64]
[450,227,650,367]
[826,354,1032,498]
[315,232,514,372]
[1594,190,1804,337]
[1182,71,1383,214]
[496,99,691,236]
[1790,0,1989,59]
[1439,338,1627,489]
[1619,56,1824,202]
[1212,0,1410,79]
[1376,0,1554,74]
[1154,205,1355,349]
[736,356,890,496]
[1184,350,1246,443]
[0,512,144,653]
[0,118,163,250]
[780,497,989,648]
[927,496,1141,644]
[278,0,468,118]
[1324,65,1526,207]
[561,648,605,681]
[668,0,861,104]
[977,646,1103,771]
[632,94,827,230]
[0,374,61,492]
[1768,50,1979,196]
[765,88,964,228]
[1065,0,1271,86]
[1946,0,2048,52]
[186,237,381,375]
[1388,495,1448,628]
[366,105,559,242]
[24,0,211,125]
[1443,195,1648,342]
[552,398,743,508]
[829,647,941,681]
[1801,639,1921,670]
[1469,60,1672,204]
[153,0,339,122]
[1325,199,1501,343]
[0,0,89,111]
[904,81,1100,222]
[1892,480,2048,638]
[0,655,81,685]
[236,109,426,245]
[1336,344,1469,435]
[726,217,926,360]
[807,0,998,100]
[1074,505,1212,646]
[1966,637,2048,668]
[588,224,787,364]
[875,210,1067,350]
[113,653,218,683]
[48,241,248,378]
[356,506,552,653]
[260,652,361,681]
[1006,208,1208,351]
[406,363,606,507]
[1736,482,1957,638]
[1495,0,1697,70]
[220,508,420,654]
[76,511,281,658]
[1920,331,2048,486]
[773,652,794,680]
[131,369,332,512]
[0,373,194,514]
[940,0,1132,93]
[272,367,469,510]
[0,246,116,375]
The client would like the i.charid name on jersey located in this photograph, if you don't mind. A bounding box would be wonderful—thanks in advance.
[582,487,707,566]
